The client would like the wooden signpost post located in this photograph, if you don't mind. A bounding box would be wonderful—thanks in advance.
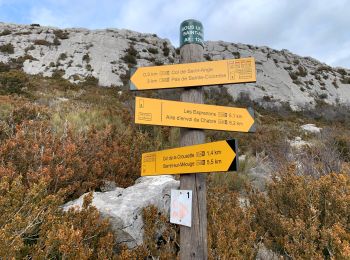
[130,19,257,260]
[178,19,208,260]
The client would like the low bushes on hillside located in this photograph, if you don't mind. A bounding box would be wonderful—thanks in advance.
[250,165,350,259]
[0,43,14,54]
[0,70,30,95]
[0,120,152,199]
[0,178,115,259]
[53,29,69,40]
[33,39,51,46]
[0,70,349,258]
[0,29,11,36]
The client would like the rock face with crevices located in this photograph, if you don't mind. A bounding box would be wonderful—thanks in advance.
[1,22,350,110]
[63,175,179,248]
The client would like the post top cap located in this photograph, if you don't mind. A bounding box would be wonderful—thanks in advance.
[180,19,204,47]
[180,19,203,25]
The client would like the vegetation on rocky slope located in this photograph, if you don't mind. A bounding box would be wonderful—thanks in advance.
[0,69,349,258]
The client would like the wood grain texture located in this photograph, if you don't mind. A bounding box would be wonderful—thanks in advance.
[179,43,208,260]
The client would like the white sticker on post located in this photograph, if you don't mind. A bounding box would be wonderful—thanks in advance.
[170,189,192,227]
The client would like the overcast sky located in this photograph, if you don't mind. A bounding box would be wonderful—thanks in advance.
[0,0,349,68]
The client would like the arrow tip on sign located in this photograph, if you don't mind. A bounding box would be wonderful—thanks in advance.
[129,67,137,90]
[247,107,256,133]
[226,139,239,171]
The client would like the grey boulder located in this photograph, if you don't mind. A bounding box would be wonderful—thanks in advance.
[63,175,179,248]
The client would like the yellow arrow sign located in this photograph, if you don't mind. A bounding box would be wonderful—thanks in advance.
[141,140,238,176]
[135,97,255,132]
[130,57,256,90]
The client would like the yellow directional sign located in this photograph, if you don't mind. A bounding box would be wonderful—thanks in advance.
[130,57,256,90]
[135,97,255,132]
[141,140,238,176]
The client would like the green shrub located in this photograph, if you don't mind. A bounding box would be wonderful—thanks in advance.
[0,70,28,94]
[204,54,212,61]
[122,53,137,66]
[340,77,350,84]
[9,55,36,69]
[293,79,302,85]
[0,62,10,72]
[140,38,149,43]
[82,53,90,63]
[53,29,69,40]
[52,69,65,79]
[154,60,164,66]
[0,43,14,54]
[119,71,130,86]
[148,47,158,54]
[0,29,11,36]
[162,43,170,56]
[59,53,68,60]
[127,45,138,56]
[319,93,328,99]
[289,71,298,80]
[337,68,347,76]
[14,31,31,36]
[84,75,98,86]
[297,65,307,77]
[293,59,300,65]
[24,45,35,52]
[53,36,61,46]
[232,51,240,59]
[33,39,51,46]
[85,64,92,71]
[333,79,339,88]
[316,65,332,73]
[263,95,273,101]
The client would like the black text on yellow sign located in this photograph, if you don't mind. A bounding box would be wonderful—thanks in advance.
[141,140,238,176]
[130,57,256,90]
[135,97,255,132]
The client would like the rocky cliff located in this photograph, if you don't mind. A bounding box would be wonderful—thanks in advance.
[1,22,349,110]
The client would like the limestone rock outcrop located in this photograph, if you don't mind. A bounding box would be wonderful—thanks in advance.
[1,22,350,110]
[63,175,179,248]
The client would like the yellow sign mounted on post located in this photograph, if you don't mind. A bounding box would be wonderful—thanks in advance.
[130,57,256,90]
[141,140,238,176]
[135,97,255,132]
